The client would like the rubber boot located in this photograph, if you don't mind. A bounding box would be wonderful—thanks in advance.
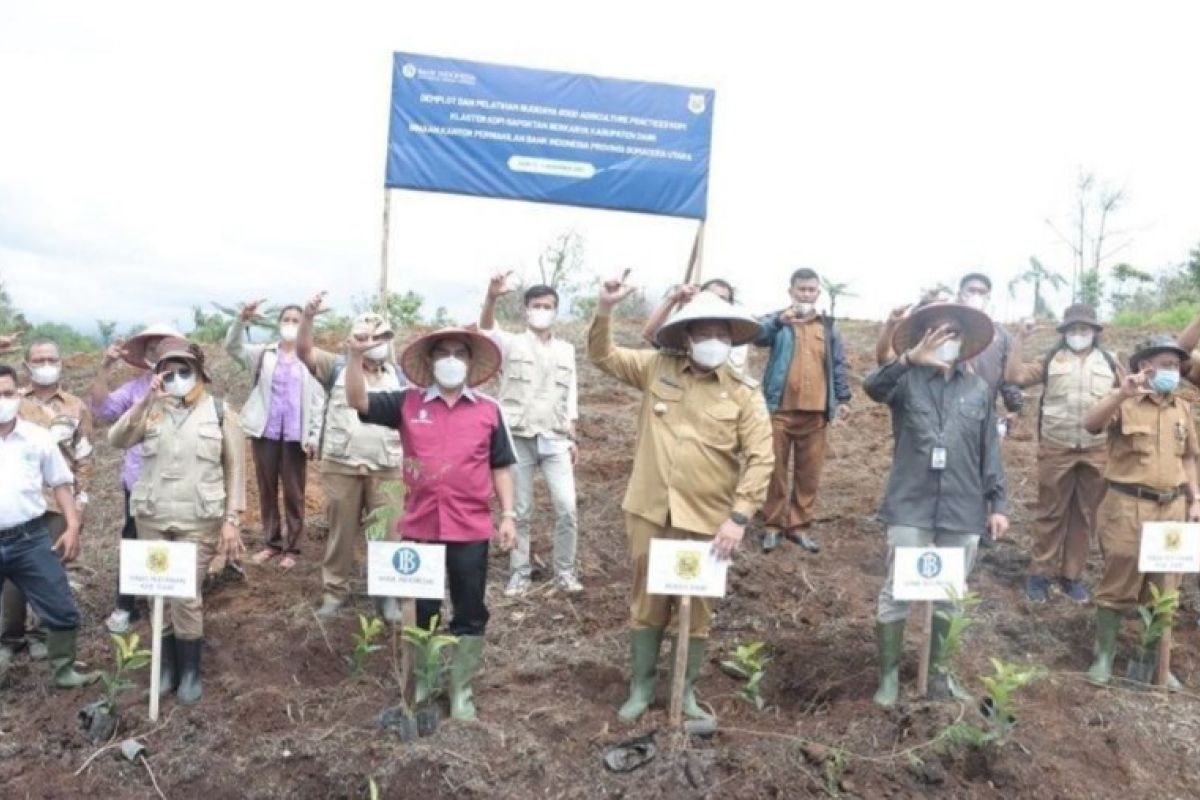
[928,612,972,701]
[157,633,178,697]
[617,628,664,722]
[669,636,715,723]
[45,629,100,689]
[1086,607,1121,686]
[175,638,203,705]
[449,635,485,721]
[872,620,906,707]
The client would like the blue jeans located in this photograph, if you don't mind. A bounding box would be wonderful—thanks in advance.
[0,519,80,631]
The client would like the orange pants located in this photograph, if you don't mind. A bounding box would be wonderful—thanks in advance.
[1030,444,1106,580]
[763,411,827,531]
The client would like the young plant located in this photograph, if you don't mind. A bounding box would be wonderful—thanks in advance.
[978,659,1044,741]
[720,641,771,710]
[363,481,407,541]
[402,614,458,707]
[932,588,982,673]
[98,633,152,715]
[1138,584,1179,650]
[350,615,385,676]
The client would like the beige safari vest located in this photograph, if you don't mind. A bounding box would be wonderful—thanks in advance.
[498,332,575,438]
[131,397,228,529]
[1041,348,1116,450]
[320,365,404,471]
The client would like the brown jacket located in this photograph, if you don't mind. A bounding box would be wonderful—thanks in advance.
[19,386,94,513]
[1104,393,1199,491]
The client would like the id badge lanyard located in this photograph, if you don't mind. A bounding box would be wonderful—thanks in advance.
[930,382,948,471]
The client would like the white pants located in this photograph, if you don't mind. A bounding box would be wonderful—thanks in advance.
[876,525,980,624]
[510,436,579,578]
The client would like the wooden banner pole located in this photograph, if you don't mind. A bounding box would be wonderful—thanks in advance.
[378,188,392,310]
[682,221,706,286]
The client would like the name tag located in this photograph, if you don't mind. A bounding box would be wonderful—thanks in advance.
[931,446,947,470]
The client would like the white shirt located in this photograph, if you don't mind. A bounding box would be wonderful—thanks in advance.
[0,419,74,528]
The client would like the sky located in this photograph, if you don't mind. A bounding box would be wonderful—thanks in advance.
[2,1,1198,336]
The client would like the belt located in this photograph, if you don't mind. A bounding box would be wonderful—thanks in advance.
[0,517,46,539]
[1107,481,1188,505]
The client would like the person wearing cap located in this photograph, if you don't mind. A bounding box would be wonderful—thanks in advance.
[108,339,246,705]
[753,267,852,554]
[89,322,184,634]
[225,300,325,570]
[642,279,749,374]
[1081,335,1200,687]
[345,326,517,721]
[296,293,405,617]
[1006,304,1123,604]
[864,302,1009,706]
[0,338,95,670]
[0,363,99,690]
[479,274,582,596]
[589,276,774,725]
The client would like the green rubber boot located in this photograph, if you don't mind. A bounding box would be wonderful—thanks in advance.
[928,611,972,701]
[449,635,485,721]
[669,636,715,723]
[1086,607,1121,686]
[45,629,100,689]
[617,628,664,722]
[872,620,906,707]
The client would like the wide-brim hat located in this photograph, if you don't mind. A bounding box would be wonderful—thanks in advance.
[122,323,185,368]
[1056,303,1103,333]
[152,337,211,383]
[399,327,502,389]
[351,312,395,341]
[891,302,995,363]
[1129,335,1189,371]
[655,292,762,351]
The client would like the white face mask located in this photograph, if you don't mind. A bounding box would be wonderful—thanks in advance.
[278,323,299,343]
[526,307,556,330]
[166,375,197,398]
[793,302,815,316]
[365,343,390,361]
[690,338,732,369]
[434,356,468,389]
[30,365,62,386]
[0,398,18,424]
[963,294,988,311]
[935,339,963,363]
[1065,332,1094,352]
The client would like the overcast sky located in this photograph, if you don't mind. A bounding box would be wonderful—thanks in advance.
[2,1,1198,336]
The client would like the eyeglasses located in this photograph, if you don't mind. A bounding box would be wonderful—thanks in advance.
[160,367,194,384]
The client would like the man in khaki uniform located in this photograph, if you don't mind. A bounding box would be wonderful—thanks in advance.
[1083,336,1200,687]
[589,281,773,724]
[109,338,246,705]
[1,338,94,666]
[297,294,404,616]
[1006,304,1122,604]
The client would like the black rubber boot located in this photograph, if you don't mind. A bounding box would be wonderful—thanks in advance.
[158,633,178,697]
[175,638,203,705]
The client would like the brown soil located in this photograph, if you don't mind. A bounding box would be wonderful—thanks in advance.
[3,320,1200,799]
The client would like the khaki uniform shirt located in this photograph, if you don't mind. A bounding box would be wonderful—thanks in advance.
[780,316,829,413]
[1104,392,1199,491]
[309,348,403,478]
[1009,348,1121,450]
[588,314,774,536]
[18,386,94,513]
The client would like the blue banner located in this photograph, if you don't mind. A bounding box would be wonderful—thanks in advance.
[385,53,715,219]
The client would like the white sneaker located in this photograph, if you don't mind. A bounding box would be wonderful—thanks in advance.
[504,573,532,597]
[106,610,131,634]
[555,572,583,593]
[378,597,401,623]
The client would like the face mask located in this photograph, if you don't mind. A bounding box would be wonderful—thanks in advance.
[793,302,815,316]
[1065,332,1094,352]
[434,356,468,388]
[166,375,197,398]
[690,338,732,369]
[365,343,390,361]
[30,365,61,386]
[527,307,556,330]
[279,324,299,343]
[963,294,988,311]
[0,398,18,424]
[1150,369,1180,395]
[935,339,963,363]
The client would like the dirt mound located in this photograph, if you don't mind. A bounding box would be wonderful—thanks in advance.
[4,320,1200,798]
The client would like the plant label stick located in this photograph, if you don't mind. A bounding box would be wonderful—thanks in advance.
[1155,624,1173,688]
[148,595,164,721]
[916,601,933,698]
[401,598,418,707]
[668,595,692,728]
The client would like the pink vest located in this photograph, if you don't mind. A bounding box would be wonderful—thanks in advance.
[397,390,499,543]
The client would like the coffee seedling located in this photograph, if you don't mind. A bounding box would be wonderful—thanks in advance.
[402,614,458,707]
[720,640,770,711]
[350,615,385,676]
[99,633,153,715]
[363,481,407,541]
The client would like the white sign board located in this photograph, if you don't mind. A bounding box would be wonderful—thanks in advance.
[367,541,446,599]
[1139,522,1200,573]
[646,539,728,598]
[892,547,966,601]
[119,540,198,599]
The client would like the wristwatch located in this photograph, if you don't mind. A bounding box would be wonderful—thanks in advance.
[224,513,241,526]
[730,512,749,526]
[501,510,517,519]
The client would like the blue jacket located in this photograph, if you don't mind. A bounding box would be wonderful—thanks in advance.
[754,312,852,420]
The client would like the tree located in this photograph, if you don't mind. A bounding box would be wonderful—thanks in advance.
[1186,241,1200,291]
[0,275,29,333]
[355,290,425,330]
[1045,170,1131,303]
[96,320,118,346]
[820,277,856,320]
[1007,257,1067,319]
[190,305,232,344]
[537,231,584,291]
[1108,262,1154,313]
